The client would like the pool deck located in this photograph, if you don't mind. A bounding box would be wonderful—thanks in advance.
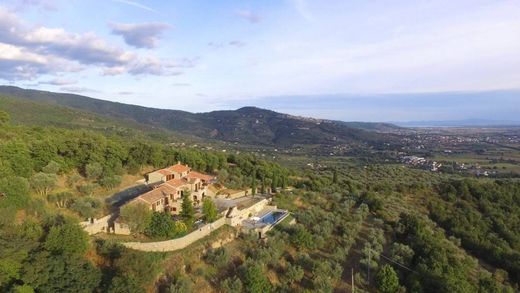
[241,208,289,230]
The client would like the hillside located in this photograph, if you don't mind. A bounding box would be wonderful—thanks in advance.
[0,86,397,147]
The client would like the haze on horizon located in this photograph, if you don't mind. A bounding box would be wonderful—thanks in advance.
[0,0,519,122]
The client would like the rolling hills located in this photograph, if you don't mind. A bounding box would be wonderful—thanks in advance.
[0,86,399,147]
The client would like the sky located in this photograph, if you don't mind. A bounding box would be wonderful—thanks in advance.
[0,0,519,122]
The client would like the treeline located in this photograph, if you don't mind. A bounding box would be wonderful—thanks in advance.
[431,179,520,283]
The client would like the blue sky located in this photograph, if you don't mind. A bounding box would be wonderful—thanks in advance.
[0,0,519,121]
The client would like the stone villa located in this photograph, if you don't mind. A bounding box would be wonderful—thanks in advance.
[129,163,216,214]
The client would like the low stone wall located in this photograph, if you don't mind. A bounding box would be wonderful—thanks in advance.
[122,217,226,252]
[80,215,131,235]
[80,215,112,235]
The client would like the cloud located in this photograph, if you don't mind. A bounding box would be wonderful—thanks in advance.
[235,9,260,23]
[127,57,183,76]
[111,0,156,13]
[0,7,191,80]
[208,41,246,49]
[110,22,170,49]
[172,83,190,87]
[0,42,80,80]
[118,91,133,95]
[229,40,246,47]
[208,41,224,49]
[39,78,77,85]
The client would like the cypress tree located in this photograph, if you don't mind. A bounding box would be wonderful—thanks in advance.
[251,170,257,195]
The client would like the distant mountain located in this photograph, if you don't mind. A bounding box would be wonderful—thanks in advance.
[0,86,397,146]
[394,119,520,127]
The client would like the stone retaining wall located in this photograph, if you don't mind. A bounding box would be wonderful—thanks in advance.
[80,215,131,235]
[122,217,226,252]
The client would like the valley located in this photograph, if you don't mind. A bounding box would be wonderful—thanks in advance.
[0,89,519,293]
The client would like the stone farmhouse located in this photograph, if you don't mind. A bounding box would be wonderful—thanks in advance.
[129,163,216,214]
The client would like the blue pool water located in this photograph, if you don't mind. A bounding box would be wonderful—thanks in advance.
[260,211,287,225]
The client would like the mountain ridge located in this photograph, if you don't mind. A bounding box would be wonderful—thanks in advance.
[0,85,398,146]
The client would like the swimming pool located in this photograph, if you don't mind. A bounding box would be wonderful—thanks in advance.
[260,211,288,225]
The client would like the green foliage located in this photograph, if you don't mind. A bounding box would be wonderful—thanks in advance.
[282,263,304,286]
[106,249,167,293]
[0,160,13,178]
[77,183,97,196]
[0,110,10,125]
[311,260,343,293]
[202,198,218,223]
[66,174,82,188]
[44,223,89,256]
[396,213,478,292]
[99,175,122,190]
[42,160,61,174]
[289,224,314,250]
[13,284,34,293]
[47,191,74,208]
[204,247,230,269]
[0,225,39,289]
[0,176,30,209]
[21,251,101,293]
[30,172,57,196]
[431,179,520,282]
[221,276,243,293]
[180,191,195,228]
[251,171,257,195]
[376,265,400,293]
[145,212,187,239]
[120,203,152,234]
[0,142,33,178]
[70,197,103,219]
[85,162,103,179]
[242,263,272,293]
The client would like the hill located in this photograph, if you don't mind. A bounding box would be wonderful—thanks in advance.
[0,86,398,147]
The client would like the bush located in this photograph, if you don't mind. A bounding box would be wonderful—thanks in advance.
[85,162,103,179]
[120,203,152,234]
[44,223,89,256]
[204,247,230,269]
[78,183,97,196]
[70,197,103,218]
[221,276,243,293]
[241,262,272,293]
[376,265,399,293]
[30,172,57,196]
[99,175,122,190]
[145,212,186,239]
[42,161,61,174]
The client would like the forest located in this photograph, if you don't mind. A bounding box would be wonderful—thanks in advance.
[0,108,519,293]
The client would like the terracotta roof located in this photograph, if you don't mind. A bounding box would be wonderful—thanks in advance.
[157,169,172,176]
[187,171,215,182]
[136,184,177,204]
[167,164,191,173]
[166,178,190,189]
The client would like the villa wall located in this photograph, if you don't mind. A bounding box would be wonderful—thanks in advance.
[146,172,164,184]
[122,217,226,252]
[226,198,271,227]
[80,215,131,235]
